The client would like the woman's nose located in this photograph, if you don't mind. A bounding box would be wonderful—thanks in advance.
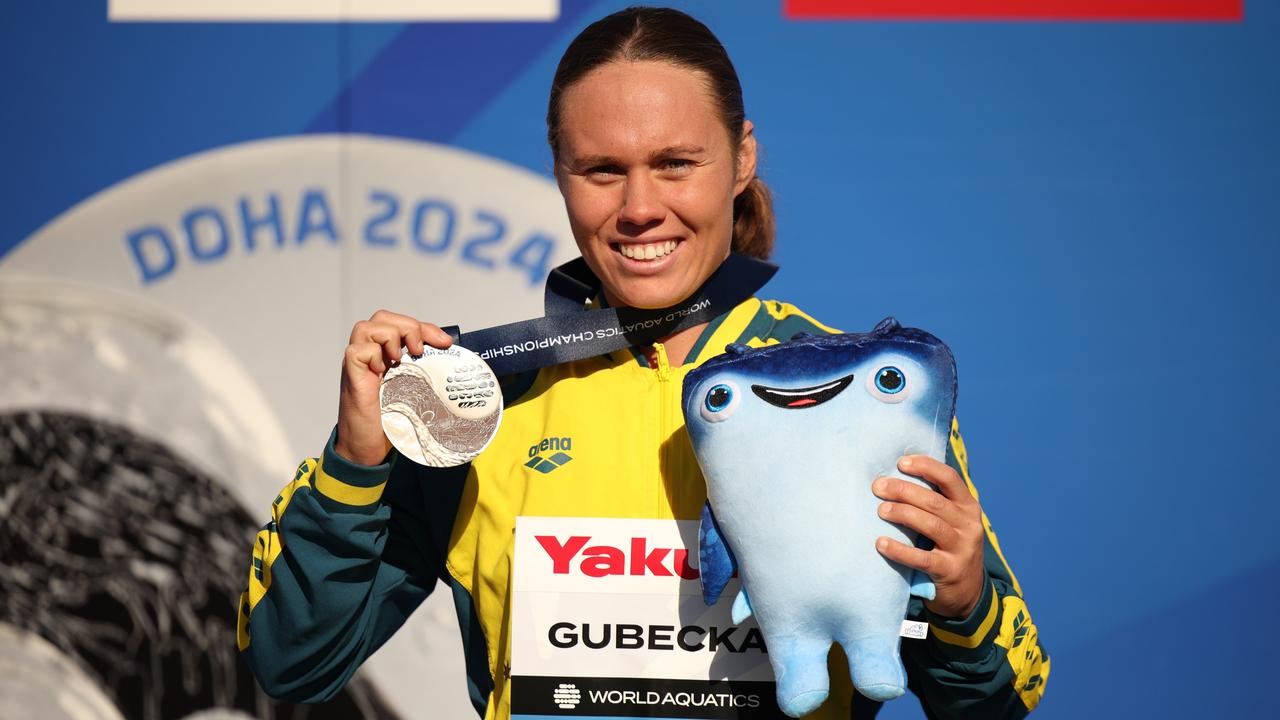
[618,172,665,227]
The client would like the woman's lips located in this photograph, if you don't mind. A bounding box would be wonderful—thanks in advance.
[614,238,678,260]
[609,238,683,275]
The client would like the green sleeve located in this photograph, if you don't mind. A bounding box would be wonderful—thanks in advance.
[900,425,1049,718]
[237,428,461,703]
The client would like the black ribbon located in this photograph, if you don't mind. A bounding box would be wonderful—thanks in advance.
[445,253,777,376]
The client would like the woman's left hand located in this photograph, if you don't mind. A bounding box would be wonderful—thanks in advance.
[872,455,987,619]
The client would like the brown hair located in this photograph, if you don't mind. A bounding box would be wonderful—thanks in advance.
[546,6,775,260]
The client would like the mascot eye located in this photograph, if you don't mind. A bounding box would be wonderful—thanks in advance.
[706,385,732,411]
[876,367,904,393]
[700,382,740,422]
[867,366,910,403]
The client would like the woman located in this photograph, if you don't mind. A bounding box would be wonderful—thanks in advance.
[238,7,1046,718]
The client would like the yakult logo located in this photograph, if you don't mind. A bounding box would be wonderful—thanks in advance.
[535,535,701,579]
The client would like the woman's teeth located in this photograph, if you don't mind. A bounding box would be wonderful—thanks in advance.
[618,240,677,260]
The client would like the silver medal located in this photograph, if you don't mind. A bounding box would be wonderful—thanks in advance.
[379,345,502,467]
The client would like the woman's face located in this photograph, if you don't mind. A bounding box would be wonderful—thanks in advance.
[554,60,756,310]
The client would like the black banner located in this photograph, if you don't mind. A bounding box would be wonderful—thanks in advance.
[511,675,780,719]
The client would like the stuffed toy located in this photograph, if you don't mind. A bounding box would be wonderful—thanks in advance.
[681,317,957,716]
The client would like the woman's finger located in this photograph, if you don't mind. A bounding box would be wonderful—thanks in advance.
[398,322,425,356]
[899,455,976,507]
[345,341,388,375]
[420,322,454,349]
[873,475,967,529]
[875,537,948,577]
[366,310,453,354]
[361,323,404,365]
[878,500,960,548]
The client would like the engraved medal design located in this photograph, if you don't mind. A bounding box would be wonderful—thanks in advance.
[379,345,502,467]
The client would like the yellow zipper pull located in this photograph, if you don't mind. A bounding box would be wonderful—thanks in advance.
[652,342,672,380]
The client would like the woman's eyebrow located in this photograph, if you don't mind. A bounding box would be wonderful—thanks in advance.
[649,144,706,159]
[569,154,621,169]
[571,145,708,168]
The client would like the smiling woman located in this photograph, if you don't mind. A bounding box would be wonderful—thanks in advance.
[238,6,1046,720]
[552,60,755,315]
[546,9,768,325]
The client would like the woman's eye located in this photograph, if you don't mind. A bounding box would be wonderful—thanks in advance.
[700,382,739,422]
[866,366,910,403]
[660,158,693,174]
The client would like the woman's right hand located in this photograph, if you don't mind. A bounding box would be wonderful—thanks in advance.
[335,310,454,466]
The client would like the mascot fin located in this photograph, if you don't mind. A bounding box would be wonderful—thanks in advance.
[731,588,754,623]
[699,501,737,606]
[910,570,936,600]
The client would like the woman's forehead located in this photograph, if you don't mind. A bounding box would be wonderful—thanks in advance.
[556,60,731,160]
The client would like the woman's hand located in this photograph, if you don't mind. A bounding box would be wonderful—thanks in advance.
[872,455,987,619]
[334,310,454,466]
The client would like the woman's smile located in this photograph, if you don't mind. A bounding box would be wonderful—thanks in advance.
[613,238,679,262]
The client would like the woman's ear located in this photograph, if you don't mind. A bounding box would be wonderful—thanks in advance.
[735,120,759,195]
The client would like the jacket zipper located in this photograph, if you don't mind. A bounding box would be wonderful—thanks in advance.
[652,342,672,517]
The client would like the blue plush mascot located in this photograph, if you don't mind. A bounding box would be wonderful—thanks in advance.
[682,318,957,716]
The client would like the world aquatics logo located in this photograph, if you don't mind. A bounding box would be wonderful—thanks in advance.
[553,683,580,710]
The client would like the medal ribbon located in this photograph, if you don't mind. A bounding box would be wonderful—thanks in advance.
[444,253,777,376]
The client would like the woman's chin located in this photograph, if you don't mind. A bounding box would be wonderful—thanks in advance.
[608,279,694,310]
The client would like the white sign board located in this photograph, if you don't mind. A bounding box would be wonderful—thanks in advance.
[511,517,780,719]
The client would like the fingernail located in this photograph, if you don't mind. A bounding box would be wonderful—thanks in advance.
[873,478,887,493]
[900,456,914,468]
[876,537,889,551]
[879,502,892,518]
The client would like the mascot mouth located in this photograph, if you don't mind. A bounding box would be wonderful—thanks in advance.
[750,374,854,409]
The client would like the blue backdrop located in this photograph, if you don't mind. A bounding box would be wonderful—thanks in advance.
[3,1,1276,717]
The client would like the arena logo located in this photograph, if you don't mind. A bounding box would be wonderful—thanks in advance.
[525,436,573,474]
[535,534,702,579]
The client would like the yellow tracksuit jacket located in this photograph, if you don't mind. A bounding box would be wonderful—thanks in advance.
[238,298,1048,718]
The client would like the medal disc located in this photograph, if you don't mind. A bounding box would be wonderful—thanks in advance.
[379,345,502,467]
